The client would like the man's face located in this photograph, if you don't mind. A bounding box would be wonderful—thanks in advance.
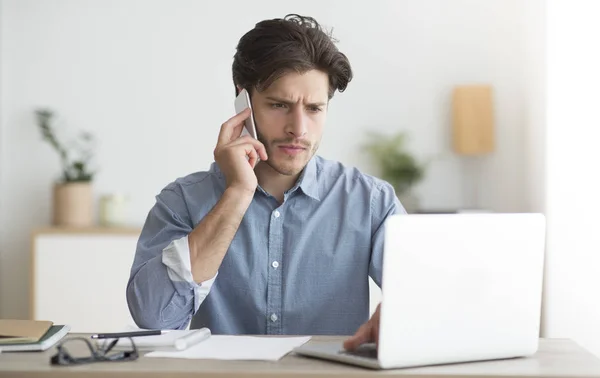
[250,69,329,177]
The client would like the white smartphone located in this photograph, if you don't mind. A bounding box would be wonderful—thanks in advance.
[234,88,258,139]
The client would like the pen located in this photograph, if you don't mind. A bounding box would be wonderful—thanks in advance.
[90,330,169,339]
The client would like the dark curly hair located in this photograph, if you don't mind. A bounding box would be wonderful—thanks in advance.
[232,14,353,99]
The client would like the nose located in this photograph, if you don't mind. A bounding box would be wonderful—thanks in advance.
[285,106,308,138]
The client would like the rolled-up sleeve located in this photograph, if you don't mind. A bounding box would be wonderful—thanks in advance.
[126,186,215,330]
[369,182,406,287]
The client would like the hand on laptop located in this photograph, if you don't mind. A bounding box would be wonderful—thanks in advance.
[343,303,381,351]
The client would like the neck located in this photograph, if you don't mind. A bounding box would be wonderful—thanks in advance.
[254,161,301,203]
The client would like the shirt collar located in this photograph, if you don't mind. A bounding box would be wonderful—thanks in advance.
[296,156,320,201]
[212,158,321,201]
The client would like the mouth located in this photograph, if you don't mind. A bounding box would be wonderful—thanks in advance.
[278,145,307,155]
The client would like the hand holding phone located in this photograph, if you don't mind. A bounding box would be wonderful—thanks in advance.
[210,91,267,194]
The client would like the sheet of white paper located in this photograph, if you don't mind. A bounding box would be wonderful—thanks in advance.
[145,335,311,361]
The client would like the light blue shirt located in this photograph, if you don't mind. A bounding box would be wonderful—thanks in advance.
[127,155,404,335]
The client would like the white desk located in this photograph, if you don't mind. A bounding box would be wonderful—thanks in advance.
[1,337,600,378]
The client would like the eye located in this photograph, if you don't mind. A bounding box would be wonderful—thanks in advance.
[270,103,287,109]
[308,106,323,113]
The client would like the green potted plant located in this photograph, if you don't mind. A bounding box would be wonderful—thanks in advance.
[362,131,426,213]
[35,108,97,227]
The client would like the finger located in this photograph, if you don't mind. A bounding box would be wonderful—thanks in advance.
[343,323,372,351]
[246,144,259,168]
[217,108,251,146]
[255,140,268,161]
[229,136,268,160]
[228,139,261,167]
[343,323,372,350]
[231,122,244,141]
[228,135,258,146]
[372,304,381,348]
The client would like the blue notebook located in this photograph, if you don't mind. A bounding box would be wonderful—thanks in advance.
[0,325,70,352]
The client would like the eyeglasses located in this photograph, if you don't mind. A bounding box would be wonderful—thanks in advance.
[50,337,139,366]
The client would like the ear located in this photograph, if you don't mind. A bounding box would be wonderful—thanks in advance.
[236,85,243,96]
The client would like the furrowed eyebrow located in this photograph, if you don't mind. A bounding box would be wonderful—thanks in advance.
[265,96,326,107]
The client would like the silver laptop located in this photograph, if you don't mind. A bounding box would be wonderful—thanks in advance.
[294,213,546,369]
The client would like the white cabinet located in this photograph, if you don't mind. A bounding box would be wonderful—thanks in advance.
[30,228,141,333]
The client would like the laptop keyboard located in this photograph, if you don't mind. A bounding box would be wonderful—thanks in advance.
[339,343,378,359]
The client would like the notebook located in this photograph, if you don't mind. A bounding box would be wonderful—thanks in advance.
[0,319,53,343]
[0,325,70,352]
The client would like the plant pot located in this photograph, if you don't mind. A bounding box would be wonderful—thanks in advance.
[53,182,94,227]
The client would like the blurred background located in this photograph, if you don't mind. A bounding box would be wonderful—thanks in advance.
[1,0,599,357]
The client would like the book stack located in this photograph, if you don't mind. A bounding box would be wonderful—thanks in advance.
[0,319,70,352]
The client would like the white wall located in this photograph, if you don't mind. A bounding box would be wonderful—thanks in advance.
[0,0,534,319]
[523,0,546,216]
[522,0,548,337]
[543,0,600,358]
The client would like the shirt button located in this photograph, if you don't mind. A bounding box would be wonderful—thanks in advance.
[272,261,279,269]
[270,313,278,322]
[273,210,280,218]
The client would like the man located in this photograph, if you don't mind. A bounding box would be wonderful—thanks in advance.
[126,14,404,350]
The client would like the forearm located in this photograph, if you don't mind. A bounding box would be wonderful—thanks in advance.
[189,187,254,282]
